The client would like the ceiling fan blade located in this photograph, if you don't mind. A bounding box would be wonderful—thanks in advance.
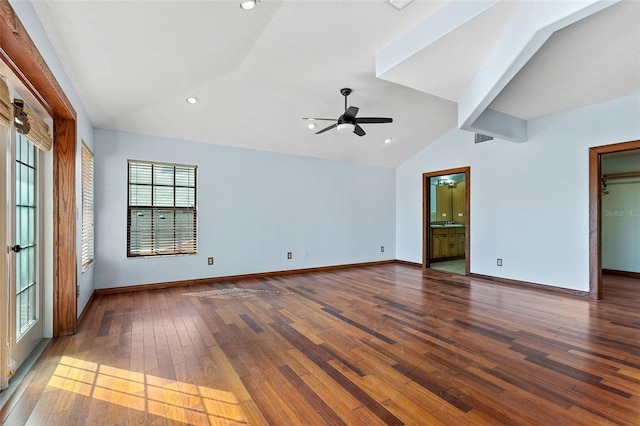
[303,118,337,121]
[343,106,359,122]
[355,117,393,124]
[354,124,366,137]
[315,123,338,134]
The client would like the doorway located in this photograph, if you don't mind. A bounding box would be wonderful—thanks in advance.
[423,167,470,275]
[589,139,640,299]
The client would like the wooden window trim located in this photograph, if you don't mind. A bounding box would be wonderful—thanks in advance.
[1,0,78,335]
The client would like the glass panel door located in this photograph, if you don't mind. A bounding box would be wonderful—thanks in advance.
[15,132,38,336]
[8,131,43,379]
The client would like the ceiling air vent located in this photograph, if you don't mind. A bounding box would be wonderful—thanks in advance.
[474,133,494,144]
[389,0,414,10]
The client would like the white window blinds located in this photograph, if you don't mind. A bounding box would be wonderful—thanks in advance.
[81,143,94,271]
[127,160,197,257]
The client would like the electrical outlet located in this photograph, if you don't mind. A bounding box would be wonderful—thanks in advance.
[287,252,292,260]
[207,257,214,266]
[380,246,384,252]
[497,258,502,267]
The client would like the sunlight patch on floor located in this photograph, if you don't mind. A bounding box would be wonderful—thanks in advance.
[47,356,248,425]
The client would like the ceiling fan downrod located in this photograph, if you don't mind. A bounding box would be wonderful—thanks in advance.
[340,88,351,112]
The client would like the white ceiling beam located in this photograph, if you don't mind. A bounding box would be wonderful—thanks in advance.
[466,108,528,142]
[375,0,500,79]
[458,0,620,142]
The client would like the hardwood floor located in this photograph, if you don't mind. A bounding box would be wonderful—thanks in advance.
[2,265,639,425]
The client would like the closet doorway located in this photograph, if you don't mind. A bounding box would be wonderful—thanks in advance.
[589,140,640,300]
[423,167,470,275]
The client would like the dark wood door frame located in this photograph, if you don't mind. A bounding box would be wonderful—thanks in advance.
[589,139,640,300]
[423,167,470,275]
[0,1,78,335]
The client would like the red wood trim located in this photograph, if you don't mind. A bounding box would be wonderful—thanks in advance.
[77,290,96,327]
[95,259,596,302]
[588,146,602,300]
[54,118,77,335]
[0,1,75,119]
[470,273,591,299]
[394,259,422,268]
[422,174,428,271]
[464,168,470,276]
[603,269,640,279]
[0,0,79,335]
[94,260,398,296]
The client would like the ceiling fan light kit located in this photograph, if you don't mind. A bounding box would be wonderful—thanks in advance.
[337,123,355,134]
[304,88,393,137]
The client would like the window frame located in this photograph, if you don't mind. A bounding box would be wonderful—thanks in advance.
[81,142,94,271]
[126,160,198,258]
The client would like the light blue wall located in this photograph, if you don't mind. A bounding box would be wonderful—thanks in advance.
[94,129,396,289]
[8,0,640,297]
[396,93,640,291]
[10,0,96,320]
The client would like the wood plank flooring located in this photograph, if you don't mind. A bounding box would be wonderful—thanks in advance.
[2,265,640,425]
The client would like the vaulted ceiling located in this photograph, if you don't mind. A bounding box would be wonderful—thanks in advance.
[31,0,640,167]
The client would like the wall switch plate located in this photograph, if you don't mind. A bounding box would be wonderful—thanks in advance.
[208,257,214,265]
[497,258,502,266]
[458,213,463,217]
[287,252,292,260]
[380,246,385,252]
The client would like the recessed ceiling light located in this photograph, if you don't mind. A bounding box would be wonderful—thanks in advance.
[186,96,199,104]
[307,123,316,130]
[240,0,257,10]
[384,138,392,144]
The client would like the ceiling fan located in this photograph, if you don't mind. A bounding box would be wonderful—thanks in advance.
[303,88,393,137]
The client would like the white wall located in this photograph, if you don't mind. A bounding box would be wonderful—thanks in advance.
[94,129,396,289]
[10,0,96,323]
[396,93,640,291]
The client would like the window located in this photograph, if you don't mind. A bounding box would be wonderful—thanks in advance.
[81,142,94,270]
[127,160,197,257]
